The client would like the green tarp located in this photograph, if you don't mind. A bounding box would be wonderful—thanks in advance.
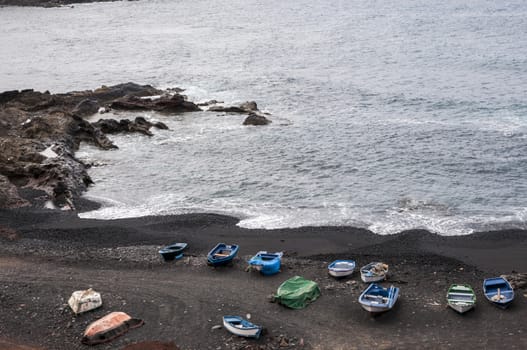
[274,276,321,309]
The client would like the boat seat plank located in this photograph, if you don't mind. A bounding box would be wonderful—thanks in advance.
[214,253,231,257]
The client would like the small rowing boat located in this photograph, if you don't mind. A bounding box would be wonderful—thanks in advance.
[483,277,514,309]
[446,284,476,314]
[207,243,239,266]
[360,262,388,282]
[328,260,356,278]
[222,316,262,339]
[248,251,283,275]
[358,283,399,314]
[159,242,188,261]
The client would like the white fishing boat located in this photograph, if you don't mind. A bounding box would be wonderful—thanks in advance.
[328,260,356,278]
[360,262,388,282]
[222,316,262,339]
[358,283,399,314]
[446,284,476,314]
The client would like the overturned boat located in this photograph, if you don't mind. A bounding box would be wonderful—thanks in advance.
[159,242,188,261]
[207,243,239,266]
[68,288,102,315]
[360,262,388,282]
[328,260,356,278]
[81,312,144,345]
[446,284,476,314]
[248,251,283,275]
[358,283,399,314]
[222,316,263,339]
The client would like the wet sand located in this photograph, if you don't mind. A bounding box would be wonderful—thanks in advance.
[0,209,526,349]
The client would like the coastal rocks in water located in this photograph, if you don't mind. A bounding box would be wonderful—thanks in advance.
[208,101,258,114]
[72,99,100,117]
[92,117,169,136]
[110,94,200,113]
[243,112,271,126]
[0,82,265,209]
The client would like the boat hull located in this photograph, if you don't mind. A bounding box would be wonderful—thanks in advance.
[358,283,399,314]
[159,243,187,261]
[248,251,283,275]
[448,302,474,314]
[446,284,476,314]
[207,243,239,266]
[328,260,355,278]
[483,277,514,309]
[222,316,262,339]
[360,262,388,283]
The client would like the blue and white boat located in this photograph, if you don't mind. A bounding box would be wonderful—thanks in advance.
[358,283,399,314]
[360,262,388,282]
[483,277,514,309]
[207,243,239,266]
[159,242,188,261]
[328,260,356,278]
[248,251,283,275]
[222,316,262,339]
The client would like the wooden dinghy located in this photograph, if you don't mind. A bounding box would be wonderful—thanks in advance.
[328,260,356,278]
[483,277,514,309]
[248,251,283,275]
[360,262,388,282]
[358,283,399,314]
[81,312,144,345]
[446,284,476,314]
[222,316,263,339]
[207,243,239,266]
[159,242,188,261]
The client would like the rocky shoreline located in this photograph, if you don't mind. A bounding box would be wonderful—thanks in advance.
[0,83,269,211]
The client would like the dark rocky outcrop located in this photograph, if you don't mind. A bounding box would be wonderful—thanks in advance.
[207,101,258,114]
[243,112,271,126]
[208,100,271,126]
[110,94,200,113]
[0,83,200,210]
[92,117,169,137]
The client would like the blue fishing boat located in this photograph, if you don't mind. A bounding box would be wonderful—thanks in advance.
[248,251,283,275]
[222,316,262,339]
[159,242,188,261]
[483,277,514,309]
[207,243,239,266]
[358,283,399,314]
[328,260,356,278]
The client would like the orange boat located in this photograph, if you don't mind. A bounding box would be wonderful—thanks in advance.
[81,312,144,345]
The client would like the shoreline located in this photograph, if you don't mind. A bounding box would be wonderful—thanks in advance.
[1,208,526,349]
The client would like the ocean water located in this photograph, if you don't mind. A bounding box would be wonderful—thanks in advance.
[1,0,527,235]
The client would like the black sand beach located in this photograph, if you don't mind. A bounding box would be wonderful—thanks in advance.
[1,209,526,349]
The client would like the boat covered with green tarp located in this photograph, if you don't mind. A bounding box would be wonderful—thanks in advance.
[273,276,321,309]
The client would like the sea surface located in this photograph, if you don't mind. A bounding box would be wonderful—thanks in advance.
[1,0,527,235]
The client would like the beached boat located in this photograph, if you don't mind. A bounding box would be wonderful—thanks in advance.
[82,312,144,345]
[159,242,188,261]
[360,262,388,282]
[328,260,356,278]
[222,316,263,339]
[207,243,239,266]
[248,251,283,275]
[483,277,514,309]
[446,284,476,314]
[68,288,102,314]
[358,283,399,314]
